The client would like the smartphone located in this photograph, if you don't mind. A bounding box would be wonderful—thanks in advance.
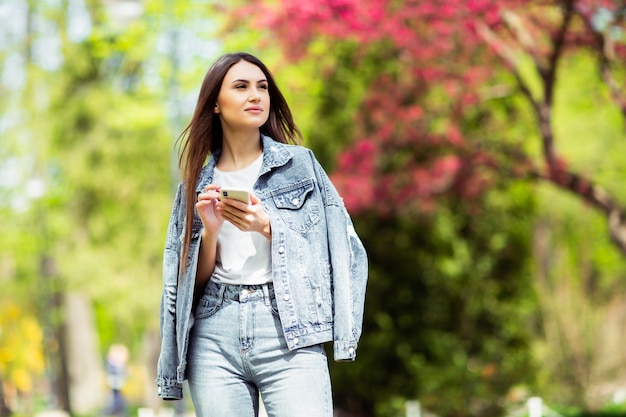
[219,187,251,204]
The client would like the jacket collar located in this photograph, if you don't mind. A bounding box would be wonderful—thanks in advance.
[195,134,293,193]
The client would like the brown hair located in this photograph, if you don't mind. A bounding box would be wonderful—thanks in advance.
[176,52,302,273]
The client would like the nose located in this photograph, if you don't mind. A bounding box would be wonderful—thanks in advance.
[249,88,262,101]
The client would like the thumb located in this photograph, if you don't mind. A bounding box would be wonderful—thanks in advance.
[250,194,262,205]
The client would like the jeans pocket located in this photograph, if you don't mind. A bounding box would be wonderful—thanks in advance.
[194,293,222,320]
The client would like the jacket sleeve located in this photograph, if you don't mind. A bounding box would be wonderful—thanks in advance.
[156,182,185,399]
[311,153,368,362]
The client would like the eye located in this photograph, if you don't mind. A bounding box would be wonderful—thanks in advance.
[259,84,268,90]
[235,84,246,89]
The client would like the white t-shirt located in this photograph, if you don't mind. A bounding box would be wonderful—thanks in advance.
[210,154,272,285]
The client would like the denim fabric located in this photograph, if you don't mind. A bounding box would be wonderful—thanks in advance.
[157,135,368,400]
[187,281,333,417]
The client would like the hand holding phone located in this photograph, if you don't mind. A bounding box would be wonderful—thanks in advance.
[219,187,251,204]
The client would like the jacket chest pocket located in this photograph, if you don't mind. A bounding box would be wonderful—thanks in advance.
[271,180,320,235]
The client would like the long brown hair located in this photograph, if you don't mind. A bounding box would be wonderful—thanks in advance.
[176,52,302,273]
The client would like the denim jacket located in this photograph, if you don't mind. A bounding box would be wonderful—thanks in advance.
[156,135,368,400]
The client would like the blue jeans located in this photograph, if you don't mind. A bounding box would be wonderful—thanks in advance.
[187,281,333,417]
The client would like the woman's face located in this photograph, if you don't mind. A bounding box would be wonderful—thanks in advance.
[215,60,270,133]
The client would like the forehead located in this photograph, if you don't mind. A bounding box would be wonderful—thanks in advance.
[224,61,266,82]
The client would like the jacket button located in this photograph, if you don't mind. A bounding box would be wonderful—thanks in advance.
[348,347,355,354]
[293,338,299,345]
[291,198,300,206]
[283,294,290,301]
[278,246,285,254]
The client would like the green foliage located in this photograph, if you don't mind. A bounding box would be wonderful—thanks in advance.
[2,0,238,410]
[553,53,626,197]
[303,41,384,168]
[43,38,173,349]
[330,182,538,417]
[1,2,178,406]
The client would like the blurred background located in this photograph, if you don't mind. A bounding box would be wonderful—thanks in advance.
[1,0,626,416]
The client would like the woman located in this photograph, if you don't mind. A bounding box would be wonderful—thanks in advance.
[156,52,368,417]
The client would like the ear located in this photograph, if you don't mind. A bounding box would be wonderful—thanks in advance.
[214,105,220,114]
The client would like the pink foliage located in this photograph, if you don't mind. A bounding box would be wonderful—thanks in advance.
[332,139,379,212]
[234,0,625,214]
[245,0,510,59]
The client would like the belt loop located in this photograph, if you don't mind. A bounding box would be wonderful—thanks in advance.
[262,284,270,306]
[216,282,227,304]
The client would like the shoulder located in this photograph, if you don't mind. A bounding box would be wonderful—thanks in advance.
[287,144,315,159]
[261,135,319,170]
[281,144,318,171]
[262,134,312,153]
[269,141,316,160]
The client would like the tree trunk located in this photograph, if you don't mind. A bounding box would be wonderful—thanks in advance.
[65,293,106,414]
[0,379,12,417]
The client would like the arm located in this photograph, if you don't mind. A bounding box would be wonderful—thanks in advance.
[194,185,224,294]
[195,230,218,291]
[157,183,185,399]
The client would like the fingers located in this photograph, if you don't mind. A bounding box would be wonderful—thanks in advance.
[196,187,270,237]
[205,184,221,192]
[198,184,220,202]
[249,194,261,204]
[196,185,221,214]
[219,201,250,228]
[195,185,225,234]
[221,211,249,231]
[217,196,248,229]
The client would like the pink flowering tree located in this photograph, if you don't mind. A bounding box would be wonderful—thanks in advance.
[234,0,626,251]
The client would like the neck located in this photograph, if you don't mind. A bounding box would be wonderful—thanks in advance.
[218,131,263,171]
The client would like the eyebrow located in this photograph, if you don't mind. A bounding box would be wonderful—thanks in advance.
[231,79,268,84]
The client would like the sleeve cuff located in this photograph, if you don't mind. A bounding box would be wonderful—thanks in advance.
[333,341,358,362]
[156,378,183,400]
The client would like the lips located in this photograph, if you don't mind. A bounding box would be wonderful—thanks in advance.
[245,107,263,112]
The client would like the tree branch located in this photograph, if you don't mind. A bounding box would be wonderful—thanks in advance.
[485,149,626,256]
[534,1,575,170]
[543,0,575,106]
[476,5,626,255]
[575,3,626,119]
[546,169,626,255]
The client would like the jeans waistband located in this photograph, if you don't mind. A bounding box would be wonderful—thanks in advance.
[206,281,274,304]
